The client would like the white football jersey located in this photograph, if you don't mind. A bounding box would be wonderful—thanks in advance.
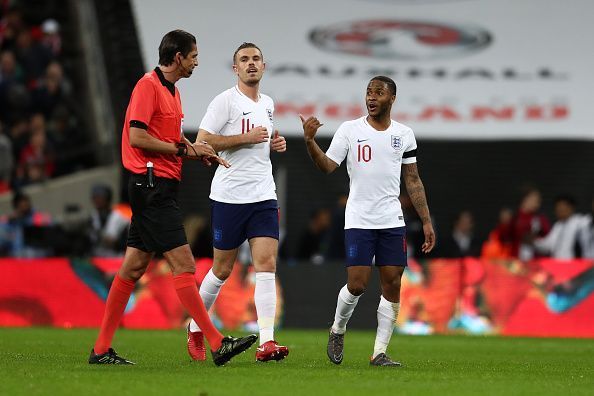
[199,86,276,203]
[326,116,417,229]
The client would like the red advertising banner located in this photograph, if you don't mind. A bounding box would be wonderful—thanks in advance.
[399,258,594,338]
[0,258,276,331]
[0,258,592,337]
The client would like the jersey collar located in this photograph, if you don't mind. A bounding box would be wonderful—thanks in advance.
[154,67,175,97]
[234,85,260,102]
[363,116,393,132]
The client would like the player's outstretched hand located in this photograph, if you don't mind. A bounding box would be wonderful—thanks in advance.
[299,114,323,141]
[188,141,217,158]
[421,223,436,254]
[244,126,269,144]
[202,154,230,168]
[270,130,287,152]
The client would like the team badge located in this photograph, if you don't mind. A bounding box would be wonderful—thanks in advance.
[391,135,402,150]
[266,108,274,124]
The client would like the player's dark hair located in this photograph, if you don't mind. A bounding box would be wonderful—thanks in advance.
[158,30,196,66]
[369,76,397,96]
[233,42,263,64]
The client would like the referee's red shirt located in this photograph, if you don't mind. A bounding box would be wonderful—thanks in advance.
[122,68,184,180]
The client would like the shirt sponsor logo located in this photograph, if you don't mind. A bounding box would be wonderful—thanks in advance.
[242,111,252,115]
[357,138,369,143]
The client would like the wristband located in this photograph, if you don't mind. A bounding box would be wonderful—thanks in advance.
[175,142,187,157]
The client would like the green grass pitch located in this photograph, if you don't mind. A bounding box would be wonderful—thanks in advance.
[0,328,593,396]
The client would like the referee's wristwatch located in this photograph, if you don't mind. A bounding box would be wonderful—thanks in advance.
[175,142,187,157]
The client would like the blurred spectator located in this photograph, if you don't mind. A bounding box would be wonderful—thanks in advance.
[534,195,589,259]
[7,115,27,160]
[296,207,331,264]
[87,184,130,257]
[579,198,594,258]
[506,187,551,261]
[481,207,513,259]
[0,6,25,51]
[48,104,85,176]
[0,49,24,88]
[32,61,72,118]
[0,191,52,257]
[40,18,61,57]
[14,113,54,187]
[438,210,481,258]
[324,193,347,261]
[0,120,12,192]
[0,49,28,122]
[14,27,52,82]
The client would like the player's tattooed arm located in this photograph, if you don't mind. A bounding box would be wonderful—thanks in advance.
[300,115,338,174]
[403,162,436,253]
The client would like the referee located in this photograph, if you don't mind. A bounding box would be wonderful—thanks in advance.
[88,30,257,366]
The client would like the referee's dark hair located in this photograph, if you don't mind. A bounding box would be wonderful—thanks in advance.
[159,30,196,66]
[233,42,263,65]
[369,76,397,96]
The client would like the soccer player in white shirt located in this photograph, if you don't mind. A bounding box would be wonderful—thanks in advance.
[187,43,289,362]
[300,76,435,367]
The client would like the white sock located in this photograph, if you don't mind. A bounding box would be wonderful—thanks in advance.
[331,285,361,335]
[189,269,225,332]
[255,272,276,344]
[373,295,400,358]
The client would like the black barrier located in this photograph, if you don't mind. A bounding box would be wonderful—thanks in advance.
[277,261,383,329]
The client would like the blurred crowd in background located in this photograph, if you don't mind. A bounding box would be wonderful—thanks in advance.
[0,3,91,194]
[1,184,593,263]
[291,188,594,264]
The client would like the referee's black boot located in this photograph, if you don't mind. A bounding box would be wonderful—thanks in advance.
[88,348,135,365]
[212,334,258,366]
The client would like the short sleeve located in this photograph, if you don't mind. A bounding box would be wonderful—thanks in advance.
[129,79,156,125]
[326,123,350,166]
[402,129,418,165]
[199,93,230,134]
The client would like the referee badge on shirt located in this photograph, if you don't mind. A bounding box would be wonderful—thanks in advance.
[391,135,402,151]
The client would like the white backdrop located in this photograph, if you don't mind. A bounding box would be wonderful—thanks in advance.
[131,0,594,140]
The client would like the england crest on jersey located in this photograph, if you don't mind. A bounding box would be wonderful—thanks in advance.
[266,108,274,125]
[391,135,402,150]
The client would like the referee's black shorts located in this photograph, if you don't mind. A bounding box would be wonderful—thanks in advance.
[126,172,188,254]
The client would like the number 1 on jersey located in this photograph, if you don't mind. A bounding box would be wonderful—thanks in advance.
[242,118,254,134]
[357,144,372,162]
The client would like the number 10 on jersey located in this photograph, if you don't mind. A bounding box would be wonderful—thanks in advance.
[357,144,372,162]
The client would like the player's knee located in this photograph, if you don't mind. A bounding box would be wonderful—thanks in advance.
[212,265,232,280]
[254,256,276,272]
[120,266,146,282]
[382,277,402,293]
[347,282,367,296]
